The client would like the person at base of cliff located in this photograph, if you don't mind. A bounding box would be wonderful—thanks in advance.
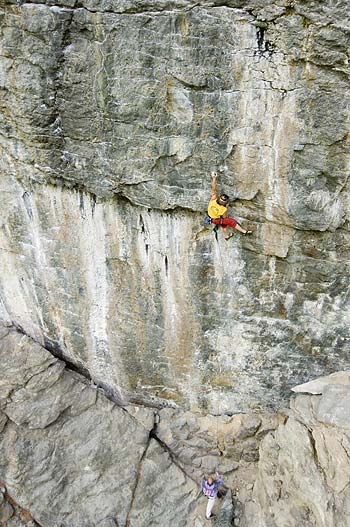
[208,171,252,240]
[201,472,223,519]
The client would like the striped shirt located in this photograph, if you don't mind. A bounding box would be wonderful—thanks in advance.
[201,476,223,498]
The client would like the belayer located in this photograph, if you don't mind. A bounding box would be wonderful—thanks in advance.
[201,472,223,519]
[207,171,252,240]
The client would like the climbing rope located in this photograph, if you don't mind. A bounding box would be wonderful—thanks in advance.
[212,224,227,456]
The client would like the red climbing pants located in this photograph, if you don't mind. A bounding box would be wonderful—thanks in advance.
[211,217,238,228]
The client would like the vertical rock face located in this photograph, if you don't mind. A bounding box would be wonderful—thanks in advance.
[1,0,350,411]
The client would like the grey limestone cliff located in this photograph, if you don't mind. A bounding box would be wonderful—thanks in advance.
[1,0,349,413]
[1,0,350,524]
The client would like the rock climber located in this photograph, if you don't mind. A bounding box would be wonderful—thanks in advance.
[207,171,252,240]
[201,472,223,519]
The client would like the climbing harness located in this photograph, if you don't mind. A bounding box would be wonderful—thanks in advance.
[204,214,212,225]
[204,215,225,228]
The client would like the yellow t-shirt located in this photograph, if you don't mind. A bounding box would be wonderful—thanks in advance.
[208,199,227,219]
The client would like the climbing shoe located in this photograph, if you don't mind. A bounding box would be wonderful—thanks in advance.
[244,230,252,235]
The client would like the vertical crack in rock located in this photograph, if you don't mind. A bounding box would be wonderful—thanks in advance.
[149,419,200,486]
[50,9,74,157]
[341,437,350,463]
[255,24,275,57]
[0,412,9,435]
[212,488,235,527]
[139,214,146,235]
[307,428,330,488]
[124,414,159,527]
[139,213,150,255]
[91,193,97,217]
[256,26,266,51]
[307,428,319,465]
[79,191,86,219]
[22,192,33,221]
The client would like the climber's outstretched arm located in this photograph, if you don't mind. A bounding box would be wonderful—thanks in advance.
[211,171,217,200]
